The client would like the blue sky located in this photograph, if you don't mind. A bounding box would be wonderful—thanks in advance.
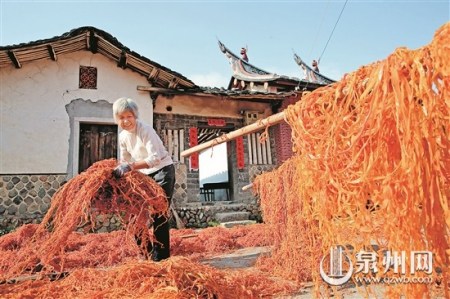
[1,0,449,88]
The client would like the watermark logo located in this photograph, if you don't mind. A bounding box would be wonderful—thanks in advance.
[320,247,433,286]
[320,246,353,285]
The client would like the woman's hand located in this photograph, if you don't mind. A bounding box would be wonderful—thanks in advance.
[113,163,132,178]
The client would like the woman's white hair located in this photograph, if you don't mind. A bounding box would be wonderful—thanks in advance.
[112,97,139,123]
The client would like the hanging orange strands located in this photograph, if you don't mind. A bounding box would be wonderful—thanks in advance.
[254,22,449,298]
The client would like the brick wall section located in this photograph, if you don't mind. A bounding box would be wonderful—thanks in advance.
[274,95,300,164]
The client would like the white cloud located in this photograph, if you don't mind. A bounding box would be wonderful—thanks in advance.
[189,72,230,88]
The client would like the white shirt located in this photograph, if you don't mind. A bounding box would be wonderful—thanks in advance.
[119,120,173,174]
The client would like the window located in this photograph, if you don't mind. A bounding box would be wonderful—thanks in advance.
[79,66,97,89]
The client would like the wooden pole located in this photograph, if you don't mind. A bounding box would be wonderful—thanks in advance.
[179,129,185,164]
[180,111,286,157]
[242,183,254,191]
[170,204,185,229]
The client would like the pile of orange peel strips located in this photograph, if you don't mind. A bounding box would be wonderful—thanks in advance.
[0,160,296,298]
[0,22,449,298]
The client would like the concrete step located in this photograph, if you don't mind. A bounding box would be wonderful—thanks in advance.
[219,220,257,228]
[215,211,250,223]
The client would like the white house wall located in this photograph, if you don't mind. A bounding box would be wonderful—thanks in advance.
[1,51,152,175]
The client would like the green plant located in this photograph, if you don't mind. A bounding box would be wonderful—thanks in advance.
[207,220,220,227]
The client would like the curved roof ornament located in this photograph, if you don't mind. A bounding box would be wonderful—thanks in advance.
[217,40,333,91]
[218,40,281,82]
[293,53,335,85]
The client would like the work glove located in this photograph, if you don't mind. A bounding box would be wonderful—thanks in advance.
[113,163,132,178]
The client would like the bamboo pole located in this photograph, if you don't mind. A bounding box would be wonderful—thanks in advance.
[173,130,179,163]
[266,132,273,164]
[262,134,267,164]
[179,129,185,164]
[256,132,262,163]
[242,183,254,191]
[180,111,286,157]
[247,134,253,164]
[251,133,257,163]
[167,129,173,159]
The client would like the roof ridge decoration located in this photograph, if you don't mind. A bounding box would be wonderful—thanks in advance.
[218,40,281,82]
[218,40,333,93]
[293,53,335,85]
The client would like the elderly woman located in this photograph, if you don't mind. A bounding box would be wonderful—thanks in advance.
[112,97,175,261]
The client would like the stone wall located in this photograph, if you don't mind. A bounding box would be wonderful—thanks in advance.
[172,164,188,206]
[0,174,66,230]
[177,203,262,228]
[0,172,265,232]
[248,165,276,182]
[80,203,263,231]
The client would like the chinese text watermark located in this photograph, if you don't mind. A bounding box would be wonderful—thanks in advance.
[320,246,434,286]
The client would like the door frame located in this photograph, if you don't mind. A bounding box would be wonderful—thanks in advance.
[72,117,116,177]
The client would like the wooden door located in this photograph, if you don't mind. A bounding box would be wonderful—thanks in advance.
[79,123,117,173]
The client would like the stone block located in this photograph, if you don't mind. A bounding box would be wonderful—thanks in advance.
[219,220,256,228]
[215,211,250,223]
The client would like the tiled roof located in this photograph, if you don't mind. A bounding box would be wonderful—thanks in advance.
[137,85,306,102]
[199,86,295,99]
[0,26,197,89]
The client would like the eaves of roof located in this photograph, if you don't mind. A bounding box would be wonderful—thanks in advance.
[0,26,197,89]
[227,76,327,92]
[137,85,299,102]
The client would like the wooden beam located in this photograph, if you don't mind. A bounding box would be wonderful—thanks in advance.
[47,44,57,61]
[180,111,286,157]
[147,68,160,85]
[173,129,179,163]
[7,50,21,68]
[118,50,127,69]
[168,129,173,160]
[251,133,257,163]
[256,132,262,163]
[179,129,185,164]
[168,78,179,89]
[247,134,252,164]
[148,68,159,79]
[266,132,273,164]
[88,30,98,53]
[138,85,189,94]
[261,134,267,164]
